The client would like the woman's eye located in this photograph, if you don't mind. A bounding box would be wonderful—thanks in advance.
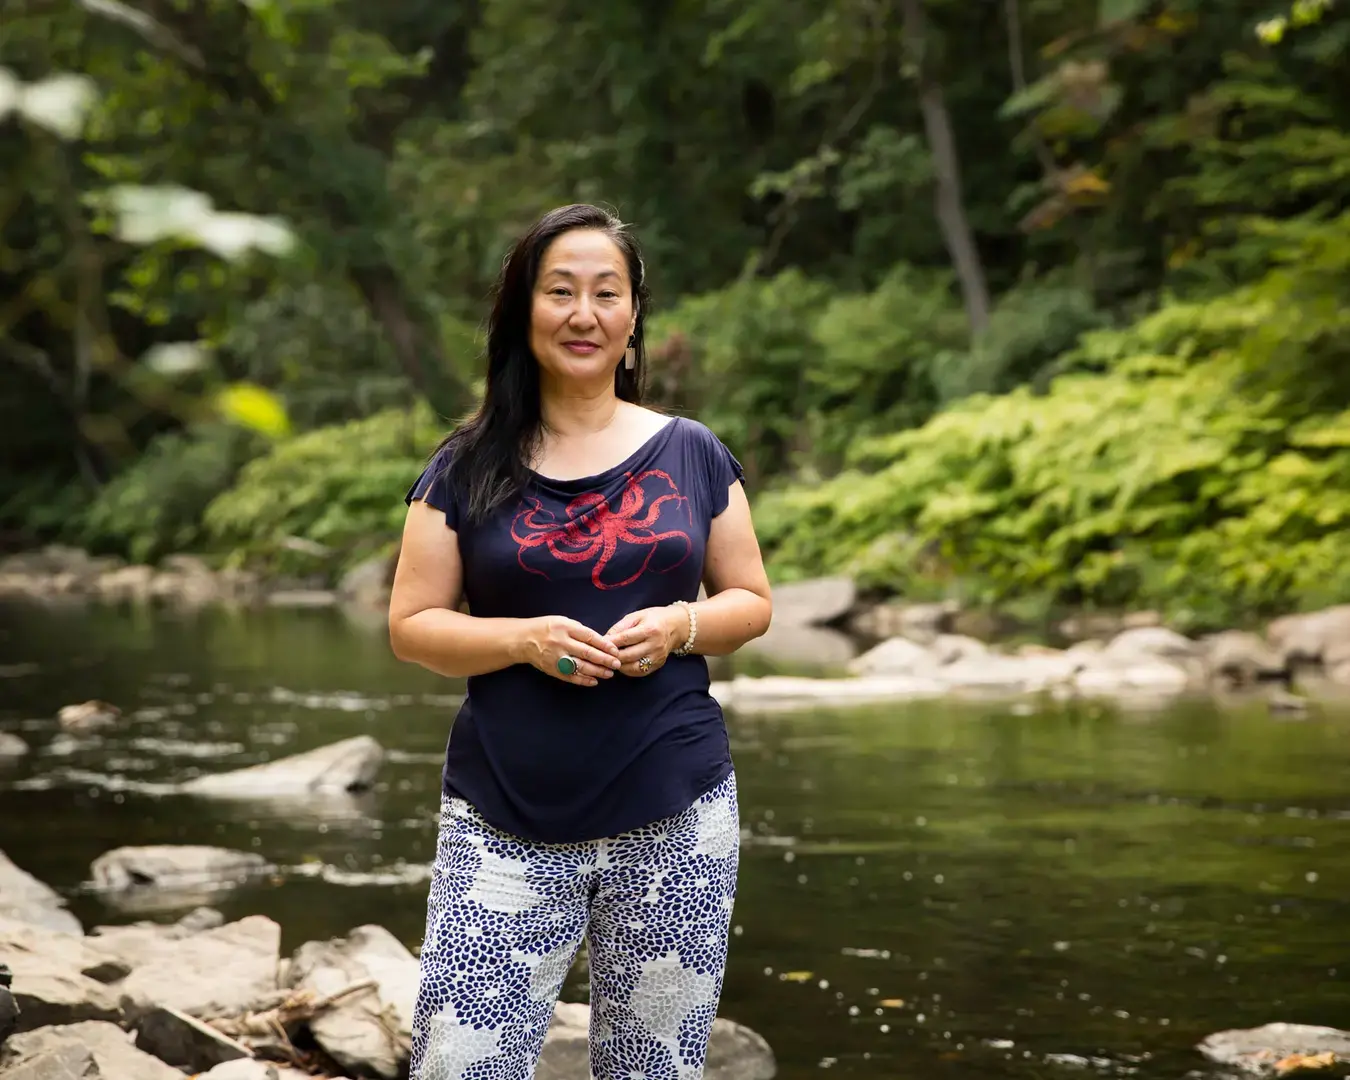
[550,288,571,297]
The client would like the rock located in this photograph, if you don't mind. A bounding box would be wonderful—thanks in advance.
[1197,1022,1350,1075]
[1073,659,1191,696]
[850,600,957,642]
[0,850,82,934]
[741,623,858,670]
[94,914,281,1019]
[537,1001,775,1080]
[1,1020,185,1080]
[178,735,383,799]
[284,924,418,1079]
[198,1062,325,1080]
[57,699,121,732]
[134,1003,253,1071]
[939,654,1076,694]
[338,552,396,611]
[90,845,271,912]
[712,673,947,714]
[930,634,990,665]
[95,565,156,603]
[266,590,339,608]
[1268,605,1350,685]
[1103,626,1198,662]
[0,917,122,1031]
[848,636,937,677]
[768,576,856,626]
[1268,605,1350,665]
[0,732,28,760]
[1205,630,1287,686]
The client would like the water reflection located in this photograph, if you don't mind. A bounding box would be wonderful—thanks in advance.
[1,599,1348,1079]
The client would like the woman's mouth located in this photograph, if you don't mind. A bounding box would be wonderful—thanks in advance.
[562,340,601,355]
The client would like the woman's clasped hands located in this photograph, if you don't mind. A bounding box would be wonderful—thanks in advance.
[519,606,689,686]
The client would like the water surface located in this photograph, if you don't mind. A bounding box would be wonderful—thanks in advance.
[1,600,1348,1079]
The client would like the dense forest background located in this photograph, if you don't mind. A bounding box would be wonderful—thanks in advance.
[3,0,1348,630]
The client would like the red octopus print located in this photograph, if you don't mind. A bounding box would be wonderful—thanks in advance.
[510,469,694,589]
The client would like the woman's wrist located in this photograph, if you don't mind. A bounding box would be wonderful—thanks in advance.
[667,600,696,656]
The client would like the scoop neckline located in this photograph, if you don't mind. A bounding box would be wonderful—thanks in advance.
[527,415,681,489]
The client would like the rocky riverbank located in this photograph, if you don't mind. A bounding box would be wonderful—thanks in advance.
[3,837,1346,1080]
[5,548,1350,713]
[0,546,393,612]
[0,846,776,1080]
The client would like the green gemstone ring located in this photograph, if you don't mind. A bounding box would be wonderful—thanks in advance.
[557,655,578,676]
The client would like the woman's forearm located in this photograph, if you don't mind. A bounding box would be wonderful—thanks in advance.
[682,588,772,657]
[390,608,527,679]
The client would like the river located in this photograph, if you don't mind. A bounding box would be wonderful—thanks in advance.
[1,599,1348,1079]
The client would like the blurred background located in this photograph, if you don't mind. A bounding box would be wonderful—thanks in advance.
[2,1,1349,1078]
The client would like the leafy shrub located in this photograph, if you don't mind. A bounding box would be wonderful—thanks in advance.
[80,424,262,564]
[202,404,443,577]
[649,263,966,480]
[756,276,1350,629]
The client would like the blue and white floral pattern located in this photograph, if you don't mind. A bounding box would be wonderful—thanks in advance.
[411,774,740,1080]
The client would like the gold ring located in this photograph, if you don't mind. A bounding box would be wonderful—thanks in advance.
[637,656,653,673]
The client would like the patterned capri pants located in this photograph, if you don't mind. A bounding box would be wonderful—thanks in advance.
[410,772,741,1080]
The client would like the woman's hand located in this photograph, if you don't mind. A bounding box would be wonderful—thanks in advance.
[605,605,689,677]
[516,616,622,687]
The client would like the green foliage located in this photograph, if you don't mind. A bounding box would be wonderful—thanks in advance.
[758,253,1350,628]
[651,264,969,480]
[201,405,444,578]
[80,425,262,565]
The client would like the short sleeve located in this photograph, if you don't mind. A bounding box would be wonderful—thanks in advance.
[703,425,746,518]
[405,446,461,531]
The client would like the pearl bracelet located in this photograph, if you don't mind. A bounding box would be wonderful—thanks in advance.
[671,599,698,657]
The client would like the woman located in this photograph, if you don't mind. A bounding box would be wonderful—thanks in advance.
[388,203,773,1080]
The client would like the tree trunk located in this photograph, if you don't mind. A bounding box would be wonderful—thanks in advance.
[350,266,468,421]
[897,0,992,337]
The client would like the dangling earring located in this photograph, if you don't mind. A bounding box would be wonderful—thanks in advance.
[624,335,636,370]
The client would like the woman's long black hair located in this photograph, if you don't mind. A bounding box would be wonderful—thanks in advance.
[436,204,651,523]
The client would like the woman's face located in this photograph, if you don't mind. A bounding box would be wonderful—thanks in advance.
[529,228,636,389]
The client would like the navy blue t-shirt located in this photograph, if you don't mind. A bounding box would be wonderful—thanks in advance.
[404,415,745,843]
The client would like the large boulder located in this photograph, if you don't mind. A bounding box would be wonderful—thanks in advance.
[848,636,937,677]
[1204,630,1287,687]
[768,576,856,626]
[0,917,121,1031]
[178,735,383,799]
[1268,605,1350,683]
[338,551,396,611]
[90,845,271,914]
[0,850,82,934]
[1102,626,1199,663]
[537,1001,775,1080]
[1197,1022,1350,1076]
[741,623,857,670]
[93,914,281,1019]
[712,673,947,715]
[134,1003,253,1072]
[1,1020,185,1080]
[284,924,418,1079]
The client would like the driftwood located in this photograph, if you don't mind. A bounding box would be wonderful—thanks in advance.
[204,978,380,1068]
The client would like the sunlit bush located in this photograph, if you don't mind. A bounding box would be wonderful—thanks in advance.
[757,257,1350,628]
